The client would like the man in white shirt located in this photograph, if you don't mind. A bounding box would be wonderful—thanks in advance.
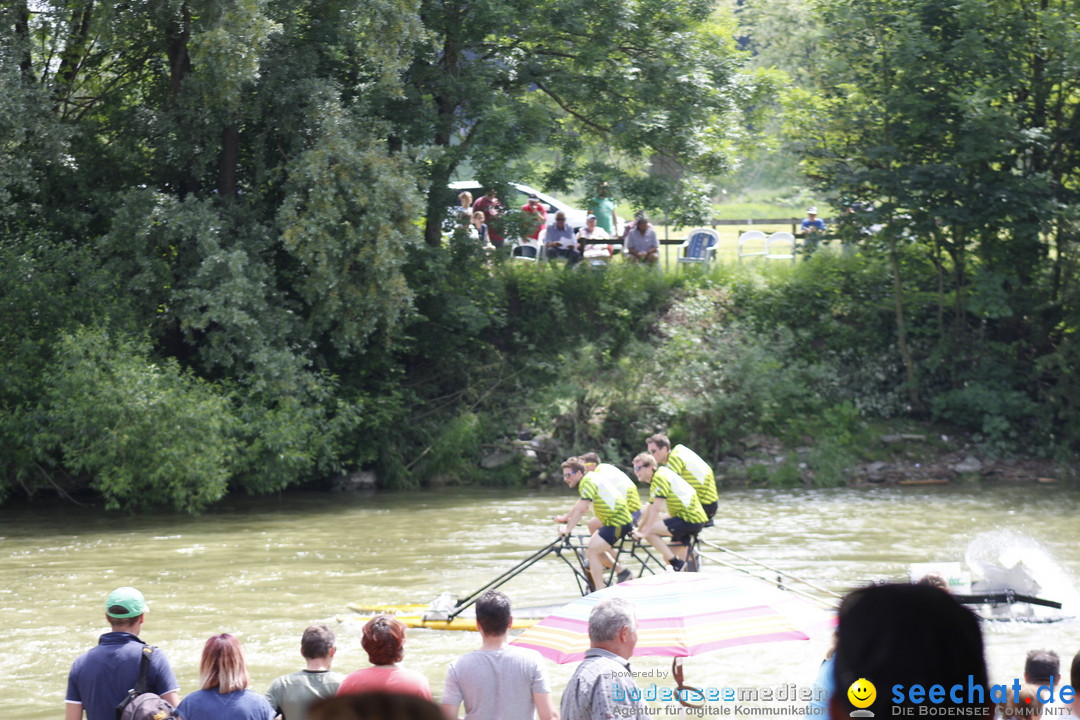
[442,591,557,720]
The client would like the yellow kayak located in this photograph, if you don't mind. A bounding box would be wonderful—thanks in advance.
[347,603,547,631]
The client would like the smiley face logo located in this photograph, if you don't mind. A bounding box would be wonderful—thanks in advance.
[848,678,877,709]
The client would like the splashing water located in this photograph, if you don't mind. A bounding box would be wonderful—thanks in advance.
[964,530,1080,621]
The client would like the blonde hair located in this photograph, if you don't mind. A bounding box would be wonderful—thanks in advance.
[199,633,250,693]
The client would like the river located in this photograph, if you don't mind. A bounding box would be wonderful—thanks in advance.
[3,484,1079,719]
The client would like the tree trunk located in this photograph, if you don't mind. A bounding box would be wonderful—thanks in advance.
[54,0,95,116]
[14,1,31,78]
[888,234,923,414]
[218,124,239,199]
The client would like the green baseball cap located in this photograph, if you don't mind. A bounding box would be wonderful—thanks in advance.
[105,586,148,618]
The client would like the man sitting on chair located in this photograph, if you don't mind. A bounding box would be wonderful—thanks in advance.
[630,453,707,572]
[555,457,635,591]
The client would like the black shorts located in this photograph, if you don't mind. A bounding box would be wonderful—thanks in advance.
[597,522,634,546]
[664,516,704,546]
[702,501,717,519]
[631,509,642,524]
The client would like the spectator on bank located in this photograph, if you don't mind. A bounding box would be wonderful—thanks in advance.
[1024,649,1061,711]
[576,215,612,262]
[472,189,504,248]
[801,206,827,254]
[545,212,580,264]
[624,214,659,265]
[560,598,648,720]
[265,624,345,720]
[587,182,619,237]
[176,633,275,720]
[65,586,180,720]
[337,616,432,701]
[1000,684,1043,718]
[471,211,493,250]
[829,584,992,720]
[441,591,556,720]
[457,191,474,212]
[309,693,443,720]
[801,206,827,235]
[522,194,548,244]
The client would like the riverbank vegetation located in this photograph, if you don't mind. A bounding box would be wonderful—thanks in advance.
[2,0,1079,511]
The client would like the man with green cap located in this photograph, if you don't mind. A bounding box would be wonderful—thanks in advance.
[65,586,180,720]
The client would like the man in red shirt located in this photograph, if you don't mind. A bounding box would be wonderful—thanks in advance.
[521,194,548,243]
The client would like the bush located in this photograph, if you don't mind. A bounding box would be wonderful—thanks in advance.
[34,327,238,512]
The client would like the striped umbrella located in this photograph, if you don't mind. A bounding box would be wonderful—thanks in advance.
[510,569,827,663]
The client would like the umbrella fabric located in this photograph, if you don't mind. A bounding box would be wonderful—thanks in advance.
[510,570,822,664]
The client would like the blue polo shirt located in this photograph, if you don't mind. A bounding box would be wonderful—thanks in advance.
[66,632,179,720]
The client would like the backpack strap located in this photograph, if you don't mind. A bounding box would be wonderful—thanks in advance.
[133,646,154,694]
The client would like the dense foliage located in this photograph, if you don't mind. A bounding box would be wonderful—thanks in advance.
[1,0,1078,511]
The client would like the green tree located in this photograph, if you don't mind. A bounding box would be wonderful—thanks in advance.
[388,0,743,245]
[785,0,1080,444]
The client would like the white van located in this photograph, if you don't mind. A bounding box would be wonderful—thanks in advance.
[449,181,590,232]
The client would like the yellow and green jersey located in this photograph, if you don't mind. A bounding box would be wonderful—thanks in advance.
[579,470,634,527]
[594,463,642,513]
[666,444,717,505]
[650,466,708,523]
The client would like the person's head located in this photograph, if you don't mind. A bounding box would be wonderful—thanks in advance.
[597,182,609,198]
[475,591,513,637]
[585,214,597,228]
[458,190,473,207]
[646,434,671,464]
[806,206,818,218]
[485,188,497,199]
[561,458,585,488]
[1001,684,1043,718]
[830,584,990,720]
[302,624,337,661]
[635,212,649,232]
[199,633,250,692]
[527,194,541,207]
[361,615,406,666]
[588,598,638,659]
[632,453,657,484]
[1070,650,1080,694]
[915,573,950,592]
[1025,649,1060,687]
[307,693,443,720]
[554,212,567,227]
[471,210,485,226]
[105,586,147,631]
[579,452,600,471]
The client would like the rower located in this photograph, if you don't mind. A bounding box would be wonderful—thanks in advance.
[578,453,643,529]
[646,434,718,521]
[630,452,707,572]
[578,453,641,584]
[555,457,635,591]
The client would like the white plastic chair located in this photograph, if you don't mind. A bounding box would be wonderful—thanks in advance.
[677,228,720,266]
[766,231,796,262]
[737,230,768,261]
[511,238,544,261]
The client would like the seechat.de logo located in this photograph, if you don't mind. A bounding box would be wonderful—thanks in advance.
[849,678,877,717]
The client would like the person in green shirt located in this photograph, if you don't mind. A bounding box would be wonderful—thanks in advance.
[587,182,619,237]
[631,452,707,572]
[555,457,635,592]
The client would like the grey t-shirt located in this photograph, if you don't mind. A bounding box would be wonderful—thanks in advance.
[265,669,344,720]
[442,646,550,720]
